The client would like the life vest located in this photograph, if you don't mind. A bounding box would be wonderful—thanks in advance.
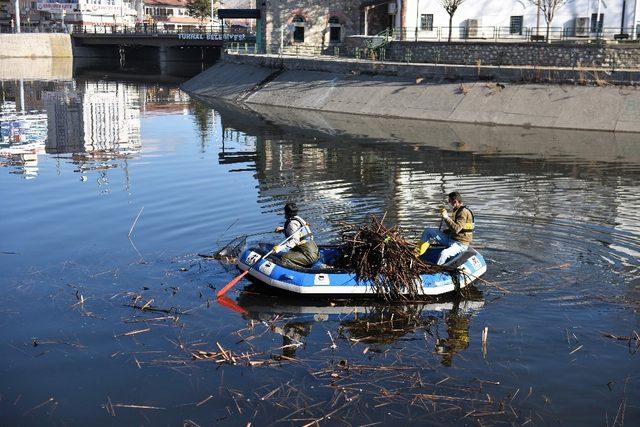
[284,215,314,244]
[453,206,475,234]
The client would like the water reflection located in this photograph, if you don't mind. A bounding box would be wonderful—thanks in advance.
[1,77,639,425]
[203,99,640,273]
[0,80,194,179]
[0,80,48,178]
[236,289,484,367]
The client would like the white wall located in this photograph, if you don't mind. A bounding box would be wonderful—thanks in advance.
[403,0,640,38]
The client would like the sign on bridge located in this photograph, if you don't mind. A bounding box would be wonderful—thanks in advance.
[177,33,248,41]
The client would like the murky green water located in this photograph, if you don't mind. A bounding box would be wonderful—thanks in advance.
[1,70,639,425]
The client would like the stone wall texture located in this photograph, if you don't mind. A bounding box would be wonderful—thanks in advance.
[263,0,361,54]
[0,34,73,58]
[345,37,640,69]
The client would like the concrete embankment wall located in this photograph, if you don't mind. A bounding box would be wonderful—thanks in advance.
[0,34,72,58]
[182,54,640,133]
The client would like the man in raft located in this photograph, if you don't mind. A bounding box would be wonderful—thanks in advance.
[416,191,475,265]
[273,202,319,268]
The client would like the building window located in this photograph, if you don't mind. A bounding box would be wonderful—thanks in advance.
[420,14,433,31]
[591,13,604,32]
[330,26,341,42]
[292,15,305,43]
[328,16,341,43]
[510,16,523,35]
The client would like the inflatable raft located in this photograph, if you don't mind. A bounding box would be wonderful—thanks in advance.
[236,244,487,296]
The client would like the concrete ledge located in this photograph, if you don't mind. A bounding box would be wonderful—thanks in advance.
[0,34,72,58]
[182,54,640,133]
[0,58,72,80]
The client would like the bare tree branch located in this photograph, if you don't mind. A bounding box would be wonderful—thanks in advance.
[439,0,467,42]
[525,0,573,42]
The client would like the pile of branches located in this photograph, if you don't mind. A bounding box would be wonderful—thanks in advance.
[338,215,456,300]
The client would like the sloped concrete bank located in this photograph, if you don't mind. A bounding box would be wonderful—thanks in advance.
[182,54,640,133]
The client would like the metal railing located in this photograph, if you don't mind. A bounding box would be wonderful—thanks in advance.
[263,43,343,58]
[71,24,253,37]
[388,26,640,43]
[225,42,257,54]
[0,25,70,34]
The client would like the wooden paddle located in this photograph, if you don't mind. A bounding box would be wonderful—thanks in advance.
[216,231,299,298]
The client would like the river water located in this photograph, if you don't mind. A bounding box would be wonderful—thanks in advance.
[1,65,639,425]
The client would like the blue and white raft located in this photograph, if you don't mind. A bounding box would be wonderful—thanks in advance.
[236,244,487,296]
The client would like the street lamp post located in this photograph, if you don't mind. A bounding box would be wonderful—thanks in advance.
[414,0,419,41]
[14,0,21,33]
[210,0,214,32]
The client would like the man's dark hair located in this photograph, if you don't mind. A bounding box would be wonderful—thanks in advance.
[284,202,298,217]
[448,191,462,203]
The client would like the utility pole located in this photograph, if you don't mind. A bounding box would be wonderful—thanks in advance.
[414,0,419,41]
[14,0,21,33]
[621,0,627,35]
[596,0,601,36]
[536,1,540,37]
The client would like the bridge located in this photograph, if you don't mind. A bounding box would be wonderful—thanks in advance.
[71,27,256,68]
[72,27,255,47]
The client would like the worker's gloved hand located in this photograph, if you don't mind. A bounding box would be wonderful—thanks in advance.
[414,241,430,257]
[440,208,449,219]
[272,245,281,253]
[274,226,284,233]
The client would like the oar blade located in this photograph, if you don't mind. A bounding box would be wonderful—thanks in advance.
[217,295,249,315]
[216,270,249,298]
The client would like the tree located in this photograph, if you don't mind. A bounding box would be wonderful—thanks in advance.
[186,0,212,27]
[525,0,572,42]
[439,0,466,42]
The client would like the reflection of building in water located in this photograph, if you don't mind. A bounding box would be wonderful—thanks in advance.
[44,81,141,155]
[0,95,48,178]
[141,86,191,116]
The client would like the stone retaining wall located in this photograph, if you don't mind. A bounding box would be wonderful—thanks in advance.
[223,53,640,86]
[345,37,640,69]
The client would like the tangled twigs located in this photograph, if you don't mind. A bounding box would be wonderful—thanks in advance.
[339,215,454,300]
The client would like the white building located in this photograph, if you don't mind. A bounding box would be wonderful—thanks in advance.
[366,0,640,41]
[31,0,137,30]
[142,0,220,31]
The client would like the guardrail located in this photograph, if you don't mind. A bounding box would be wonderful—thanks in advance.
[225,42,257,54]
[70,25,253,37]
[0,26,70,34]
[390,26,639,43]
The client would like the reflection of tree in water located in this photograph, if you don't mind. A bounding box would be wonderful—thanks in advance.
[189,99,212,149]
[338,303,434,346]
